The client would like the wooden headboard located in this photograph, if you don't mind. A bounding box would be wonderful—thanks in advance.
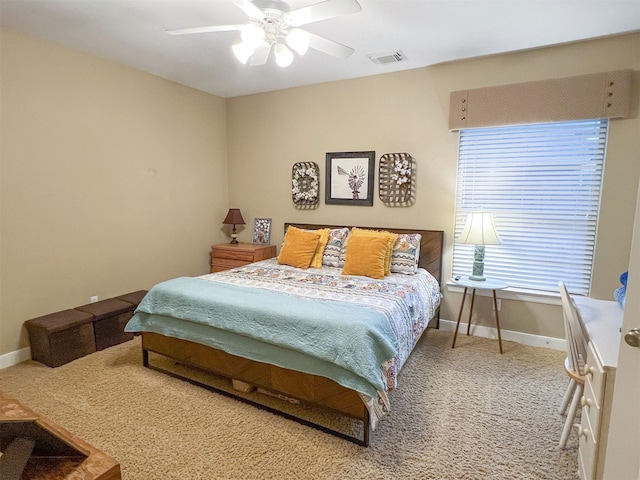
[285,223,444,287]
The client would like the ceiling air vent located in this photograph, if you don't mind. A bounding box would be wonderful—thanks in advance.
[367,50,407,65]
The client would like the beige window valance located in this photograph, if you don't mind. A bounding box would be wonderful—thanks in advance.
[449,70,633,131]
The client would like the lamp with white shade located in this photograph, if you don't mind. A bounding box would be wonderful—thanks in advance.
[456,211,501,281]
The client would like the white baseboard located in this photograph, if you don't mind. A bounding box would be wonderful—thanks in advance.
[438,318,565,351]
[0,323,564,370]
[0,347,31,370]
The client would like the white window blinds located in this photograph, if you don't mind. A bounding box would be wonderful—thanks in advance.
[452,119,609,295]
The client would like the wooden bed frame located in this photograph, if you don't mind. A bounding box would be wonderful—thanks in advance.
[140,224,444,446]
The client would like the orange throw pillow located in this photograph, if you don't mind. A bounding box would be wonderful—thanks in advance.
[277,226,321,269]
[308,228,330,269]
[341,235,389,279]
[350,228,398,276]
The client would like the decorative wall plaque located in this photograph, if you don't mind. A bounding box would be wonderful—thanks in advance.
[291,162,319,206]
[378,153,413,204]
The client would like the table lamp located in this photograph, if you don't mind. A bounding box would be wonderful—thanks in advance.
[456,211,501,281]
[222,208,245,244]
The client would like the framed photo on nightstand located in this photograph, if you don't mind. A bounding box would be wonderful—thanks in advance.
[252,218,271,244]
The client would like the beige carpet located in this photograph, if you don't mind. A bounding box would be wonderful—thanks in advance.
[0,329,579,480]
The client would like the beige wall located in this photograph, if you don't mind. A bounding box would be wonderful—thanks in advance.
[227,33,640,339]
[1,29,638,357]
[0,30,229,355]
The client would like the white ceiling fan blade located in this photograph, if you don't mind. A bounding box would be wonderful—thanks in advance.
[308,32,354,59]
[286,0,362,27]
[166,24,243,35]
[232,0,266,20]
[249,43,271,65]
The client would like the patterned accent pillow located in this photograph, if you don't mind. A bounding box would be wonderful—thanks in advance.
[322,227,350,268]
[390,233,422,274]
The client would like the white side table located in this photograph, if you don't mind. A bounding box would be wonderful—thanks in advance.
[451,277,509,354]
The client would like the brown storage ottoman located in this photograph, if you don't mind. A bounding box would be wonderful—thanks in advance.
[115,290,148,309]
[76,298,135,351]
[24,309,96,367]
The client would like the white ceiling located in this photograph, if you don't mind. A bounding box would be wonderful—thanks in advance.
[1,0,638,98]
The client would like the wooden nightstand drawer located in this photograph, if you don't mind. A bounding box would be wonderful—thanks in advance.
[212,258,250,270]
[213,249,256,262]
[210,243,276,273]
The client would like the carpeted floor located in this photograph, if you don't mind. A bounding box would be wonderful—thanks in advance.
[0,329,579,480]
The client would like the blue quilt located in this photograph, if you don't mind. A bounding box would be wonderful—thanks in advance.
[126,276,399,396]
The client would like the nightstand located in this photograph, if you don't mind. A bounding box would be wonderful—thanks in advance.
[451,277,508,353]
[210,243,277,273]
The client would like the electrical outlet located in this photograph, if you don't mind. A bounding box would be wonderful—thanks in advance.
[493,299,502,311]
[90,296,99,303]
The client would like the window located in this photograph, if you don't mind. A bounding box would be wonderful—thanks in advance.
[452,119,609,295]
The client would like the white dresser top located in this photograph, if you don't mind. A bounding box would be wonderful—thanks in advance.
[573,296,624,369]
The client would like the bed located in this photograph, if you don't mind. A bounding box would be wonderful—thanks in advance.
[126,223,443,446]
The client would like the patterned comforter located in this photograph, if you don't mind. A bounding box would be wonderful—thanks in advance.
[199,258,441,426]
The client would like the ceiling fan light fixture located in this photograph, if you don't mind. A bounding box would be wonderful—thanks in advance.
[274,43,294,67]
[287,28,310,55]
[168,0,363,68]
[240,24,266,49]
[232,42,254,64]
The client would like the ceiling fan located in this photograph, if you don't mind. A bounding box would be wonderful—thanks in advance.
[166,0,362,67]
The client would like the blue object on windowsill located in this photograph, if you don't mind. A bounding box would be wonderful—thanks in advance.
[613,271,628,308]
